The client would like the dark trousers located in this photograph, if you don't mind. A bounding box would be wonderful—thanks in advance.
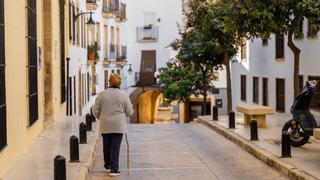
[102,133,123,171]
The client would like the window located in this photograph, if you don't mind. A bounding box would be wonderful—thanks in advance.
[76,7,80,46]
[240,75,247,101]
[308,18,319,38]
[276,79,285,112]
[241,38,247,60]
[275,34,284,59]
[69,2,72,41]
[262,78,268,106]
[104,70,108,89]
[27,0,39,125]
[104,25,108,59]
[0,0,7,150]
[262,37,268,46]
[73,76,76,115]
[294,18,304,39]
[87,73,90,101]
[72,4,76,43]
[60,0,66,103]
[111,26,114,44]
[299,75,304,93]
[253,77,259,104]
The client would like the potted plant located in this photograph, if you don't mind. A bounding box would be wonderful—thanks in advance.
[87,43,99,60]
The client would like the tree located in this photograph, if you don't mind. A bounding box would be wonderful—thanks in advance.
[233,0,320,97]
[161,27,224,115]
[182,0,242,113]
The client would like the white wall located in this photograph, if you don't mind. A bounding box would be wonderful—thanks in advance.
[125,0,183,87]
[232,20,320,114]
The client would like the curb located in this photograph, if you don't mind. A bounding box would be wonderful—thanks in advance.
[74,122,100,180]
[195,117,319,180]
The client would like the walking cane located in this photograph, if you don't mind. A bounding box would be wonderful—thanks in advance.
[125,133,130,173]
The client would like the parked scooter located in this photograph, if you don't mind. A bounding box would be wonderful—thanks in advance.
[282,80,320,147]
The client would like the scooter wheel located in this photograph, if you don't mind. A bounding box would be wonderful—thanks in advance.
[282,119,310,147]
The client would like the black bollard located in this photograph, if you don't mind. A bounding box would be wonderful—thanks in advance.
[79,123,87,144]
[90,114,96,123]
[54,155,66,180]
[69,135,80,163]
[281,132,291,158]
[250,120,258,141]
[212,106,218,121]
[86,114,92,131]
[229,111,235,129]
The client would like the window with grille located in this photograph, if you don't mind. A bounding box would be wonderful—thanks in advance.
[294,18,304,39]
[27,0,39,125]
[240,75,246,101]
[241,38,247,60]
[60,0,66,103]
[262,78,268,106]
[0,0,7,150]
[262,37,268,46]
[69,2,72,41]
[253,77,259,104]
[275,34,284,59]
[276,79,285,112]
[87,73,90,101]
[72,4,76,43]
[308,18,319,38]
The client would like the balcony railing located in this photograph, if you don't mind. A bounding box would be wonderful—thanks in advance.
[137,25,159,42]
[86,0,98,10]
[116,3,126,21]
[109,44,116,59]
[102,0,120,18]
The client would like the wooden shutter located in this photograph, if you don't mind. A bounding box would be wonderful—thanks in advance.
[140,50,156,85]
[27,0,39,125]
[240,75,247,101]
[253,77,259,104]
[276,79,285,112]
[0,0,7,150]
[275,34,284,59]
[262,78,268,106]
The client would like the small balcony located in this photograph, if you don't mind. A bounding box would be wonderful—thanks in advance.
[86,0,98,11]
[102,0,120,18]
[137,25,159,42]
[109,44,116,60]
[116,3,127,22]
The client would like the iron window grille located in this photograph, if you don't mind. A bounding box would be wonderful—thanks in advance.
[275,34,284,59]
[27,0,39,126]
[253,77,259,104]
[240,75,247,101]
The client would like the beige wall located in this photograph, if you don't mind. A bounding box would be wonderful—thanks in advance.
[0,0,67,177]
[137,90,161,124]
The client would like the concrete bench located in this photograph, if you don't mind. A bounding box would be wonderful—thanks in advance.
[314,129,320,140]
[236,104,275,128]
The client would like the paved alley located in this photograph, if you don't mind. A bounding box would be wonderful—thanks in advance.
[89,123,287,180]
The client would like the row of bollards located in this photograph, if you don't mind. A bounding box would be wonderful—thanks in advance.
[214,109,291,158]
[54,113,96,180]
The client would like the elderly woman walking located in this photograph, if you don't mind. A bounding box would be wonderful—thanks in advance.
[91,73,133,176]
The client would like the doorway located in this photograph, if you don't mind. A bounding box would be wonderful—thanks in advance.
[140,50,156,85]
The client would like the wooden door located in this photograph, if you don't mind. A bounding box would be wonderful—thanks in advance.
[140,50,156,85]
[276,79,285,112]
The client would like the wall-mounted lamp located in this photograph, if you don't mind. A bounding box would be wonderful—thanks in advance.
[74,11,97,29]
[121,63,133,74]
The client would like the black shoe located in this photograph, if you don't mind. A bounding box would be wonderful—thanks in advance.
[104,164,111,172]
[110,170,120,177]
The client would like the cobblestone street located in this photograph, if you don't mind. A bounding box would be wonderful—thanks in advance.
[89,124,287,180]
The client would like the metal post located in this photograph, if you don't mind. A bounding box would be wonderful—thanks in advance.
[79,123,87,144]
[86,114,92,131]
[250,120,258,141]
[69,135,80,163]
[229,111,235,129]
[54,155,66,180]
[212,106,218,121]
[281,132,291,158]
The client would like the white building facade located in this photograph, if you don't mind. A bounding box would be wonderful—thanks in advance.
[232,20,320,114]
[125,0,183,87]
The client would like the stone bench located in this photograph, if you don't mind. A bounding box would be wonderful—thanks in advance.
[236,104,275,128]
[314,129,320,140]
